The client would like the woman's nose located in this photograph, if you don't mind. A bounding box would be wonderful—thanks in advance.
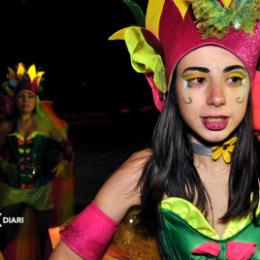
[206,85,226,107]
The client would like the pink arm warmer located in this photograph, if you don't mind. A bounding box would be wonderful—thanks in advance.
[61,201,118,260]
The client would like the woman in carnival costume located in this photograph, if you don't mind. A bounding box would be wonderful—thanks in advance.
[0,62,74,259]
[51,0,260,259]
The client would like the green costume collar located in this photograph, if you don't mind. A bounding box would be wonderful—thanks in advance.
[160,197,260,240]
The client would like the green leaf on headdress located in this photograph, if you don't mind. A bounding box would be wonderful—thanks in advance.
[192,0,260,39]
[231,0,260,33]
[122,0,145,27]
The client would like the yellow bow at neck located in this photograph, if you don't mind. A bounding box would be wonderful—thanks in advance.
[212,136,238,164]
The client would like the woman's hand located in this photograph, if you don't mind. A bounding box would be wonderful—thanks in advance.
[52,159,70,178]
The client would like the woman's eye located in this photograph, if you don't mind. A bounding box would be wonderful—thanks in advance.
[187,77,206,88]
[227,76,243,86]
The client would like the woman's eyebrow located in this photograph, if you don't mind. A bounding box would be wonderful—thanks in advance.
[223,65,246,73]
[182,65,246,74]
[182,67,210,74]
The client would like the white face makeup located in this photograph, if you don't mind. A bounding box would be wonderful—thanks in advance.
[175,46,250,143]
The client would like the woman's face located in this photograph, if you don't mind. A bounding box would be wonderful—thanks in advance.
[16,90,36,115]
[176,46,250,143]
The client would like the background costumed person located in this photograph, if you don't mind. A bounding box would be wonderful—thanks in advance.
[50,0,260,259]
[0,62,74,260]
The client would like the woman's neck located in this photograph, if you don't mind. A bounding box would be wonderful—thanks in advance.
[192,139,231,237]
[194,153,230,174]
[190,135,233,173]
[16,113,36,136]
[18,113,34,122]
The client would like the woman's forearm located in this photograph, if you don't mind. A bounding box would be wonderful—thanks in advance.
[51,201,118,260]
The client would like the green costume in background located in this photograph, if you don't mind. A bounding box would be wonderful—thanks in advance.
[0,131,62,210]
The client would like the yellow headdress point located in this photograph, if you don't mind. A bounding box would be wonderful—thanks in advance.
[108,28,128,41]
[16,63,26,79]
[174,0,192,19]
[222,0,233,7]
[28,64,37,82]
[173,0,233,19]
[145,0,165,38]
[27,64,45,84]
[7,67,16,80]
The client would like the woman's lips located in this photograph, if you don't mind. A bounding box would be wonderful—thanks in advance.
[202,117,229,131]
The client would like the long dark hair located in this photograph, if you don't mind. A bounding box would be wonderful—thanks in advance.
[138,75,260,236]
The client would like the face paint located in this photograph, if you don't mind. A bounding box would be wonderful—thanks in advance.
[224,70,247,104]
[176,46,250,144]
[182,72,207,104]
[183,80,192,104]
[236,78,247,103]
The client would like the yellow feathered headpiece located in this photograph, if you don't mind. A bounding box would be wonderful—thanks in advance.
[5,62,45,96]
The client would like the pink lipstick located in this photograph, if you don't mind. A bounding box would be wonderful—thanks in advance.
[202,117,229,131]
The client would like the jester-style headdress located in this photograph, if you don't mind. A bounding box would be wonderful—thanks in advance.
[2,62,45,96]
[110,0,260,127]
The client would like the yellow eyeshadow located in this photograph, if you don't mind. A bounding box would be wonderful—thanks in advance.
[225,71,247,79]
[182,72,206,80]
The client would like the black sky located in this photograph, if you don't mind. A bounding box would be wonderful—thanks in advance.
[0,0,154,114]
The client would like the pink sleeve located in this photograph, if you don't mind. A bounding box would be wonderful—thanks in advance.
[61,201,118,260]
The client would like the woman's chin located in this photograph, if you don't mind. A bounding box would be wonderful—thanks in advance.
[196,129,234,144]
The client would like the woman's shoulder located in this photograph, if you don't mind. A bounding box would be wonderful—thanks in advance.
[94,148,152,222]
[108,148,152,187]
[121,148,153,171]
[127,148,153,162]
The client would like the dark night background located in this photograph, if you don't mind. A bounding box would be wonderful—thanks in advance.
[0,0,152,114]
[0,0,159,209]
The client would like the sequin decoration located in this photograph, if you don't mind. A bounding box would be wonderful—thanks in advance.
[103,207,160,260]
